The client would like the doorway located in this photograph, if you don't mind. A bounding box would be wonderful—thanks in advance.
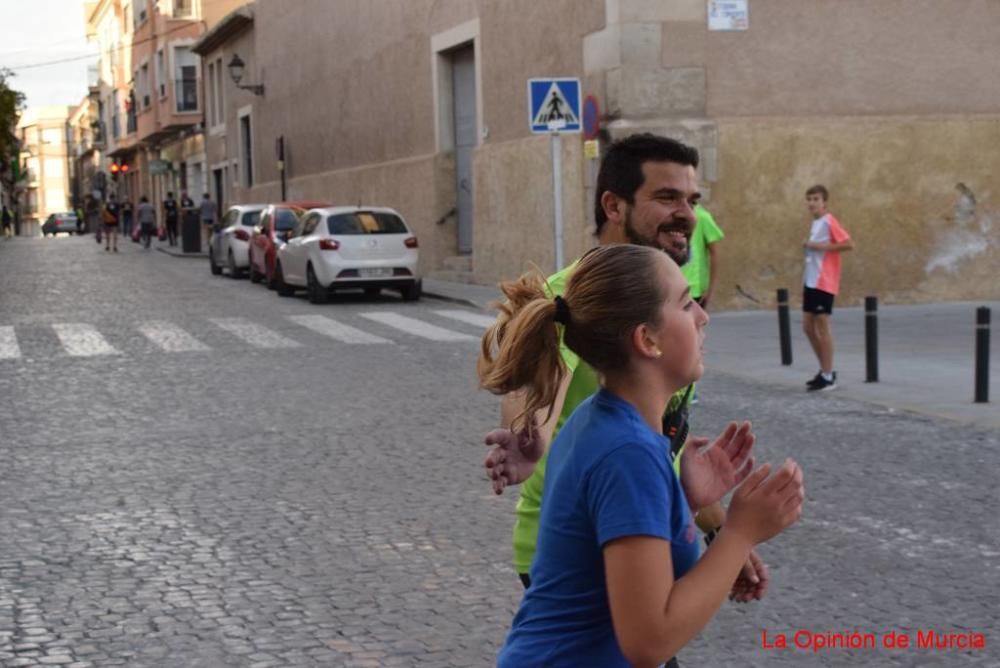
[450,44,476,255]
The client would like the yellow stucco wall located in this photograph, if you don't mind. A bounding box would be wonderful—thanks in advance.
[708,115,1000,309]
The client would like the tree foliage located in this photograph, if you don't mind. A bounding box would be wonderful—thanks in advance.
[0,68,27,189]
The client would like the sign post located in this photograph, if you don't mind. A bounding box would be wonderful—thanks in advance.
[528,78,581,272]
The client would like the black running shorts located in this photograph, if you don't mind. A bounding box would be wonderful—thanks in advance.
[803,286,835,315]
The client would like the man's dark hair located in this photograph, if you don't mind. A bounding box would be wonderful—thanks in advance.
[594,133,700,234]
[140,196,148,203]
[806,184,829,201]
[167,192,174,198]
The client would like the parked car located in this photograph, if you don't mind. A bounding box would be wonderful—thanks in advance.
[248,201,328,289]
[209,204,266,278]
[41,212,81,237]
[274,206,421,304]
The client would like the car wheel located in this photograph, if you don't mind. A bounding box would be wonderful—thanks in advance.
[209,249,223,275]
[249,260,262,284]
[307,264,328,305]
[275,262,295,297]
[228,250,242,279]
[401,280,422,302]
[364,287,381,299]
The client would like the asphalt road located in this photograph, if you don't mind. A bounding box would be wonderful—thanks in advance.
[0,235,997,667]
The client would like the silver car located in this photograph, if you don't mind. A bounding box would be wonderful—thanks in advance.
[209,204,266,278]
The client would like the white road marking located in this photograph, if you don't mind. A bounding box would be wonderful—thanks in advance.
[359,312,477,342]
[138,321,210,352]
[0,326,21,359]
[288,315,392,344]
[51,323,119,357]
[209,318,301,348]
[433,309,496,329]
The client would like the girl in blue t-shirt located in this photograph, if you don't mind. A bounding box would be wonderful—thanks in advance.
[479,244,804,667]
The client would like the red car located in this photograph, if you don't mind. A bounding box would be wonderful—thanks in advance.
[248,201,329,289]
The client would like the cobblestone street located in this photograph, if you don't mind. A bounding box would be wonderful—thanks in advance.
[0,237,997,667]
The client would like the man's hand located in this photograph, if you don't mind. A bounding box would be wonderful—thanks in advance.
[679,421,755,511]
[730,548,769,603]
[484,418,545,495]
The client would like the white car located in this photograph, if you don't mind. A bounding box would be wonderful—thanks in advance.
[274,206,421,303]
[209,204,266,278]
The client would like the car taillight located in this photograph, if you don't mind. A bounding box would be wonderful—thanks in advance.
[234,229,250,241]
[404,236,418,248]
[319,239,340,251]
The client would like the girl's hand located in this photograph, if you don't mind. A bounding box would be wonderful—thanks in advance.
[725,459,804,545]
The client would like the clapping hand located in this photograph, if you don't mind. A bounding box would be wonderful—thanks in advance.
[483,417,545,495]
[679,421,755,511]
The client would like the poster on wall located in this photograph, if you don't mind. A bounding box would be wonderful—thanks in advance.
[708,0,749,31]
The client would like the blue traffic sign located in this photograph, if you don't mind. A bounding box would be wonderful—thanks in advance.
[528,78,582,134]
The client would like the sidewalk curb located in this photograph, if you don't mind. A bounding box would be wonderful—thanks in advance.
[156,247,207,258]
[422,291,483,310]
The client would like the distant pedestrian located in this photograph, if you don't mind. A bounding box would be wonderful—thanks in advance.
[681,205,724,310]
[87,194,102,242]
[102,194,120,252]
[136,196,156,250]
[180,190,196,248]
[199,193,217,249]
[1,204,12,239]
[120,195,134,239]
[802,185,854,391]
[163,192,179,246]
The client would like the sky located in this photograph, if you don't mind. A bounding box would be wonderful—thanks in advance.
[0,0,100,110]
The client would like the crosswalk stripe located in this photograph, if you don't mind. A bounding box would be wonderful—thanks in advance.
[0,326,21,359]
[288,315,392,344]
[209,317,301,348]
[433,309,496,329]
[138,321,210,352]
[51,323,120,357]
[359,312,477,342]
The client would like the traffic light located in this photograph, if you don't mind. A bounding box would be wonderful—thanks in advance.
[110,162,120,181]
[121,163,129,174]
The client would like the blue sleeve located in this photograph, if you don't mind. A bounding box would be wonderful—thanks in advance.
[587,443,675,547]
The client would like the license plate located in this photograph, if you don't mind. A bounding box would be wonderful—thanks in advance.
[359,267,392,278]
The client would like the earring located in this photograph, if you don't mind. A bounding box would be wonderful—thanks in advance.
[654,349,662,358]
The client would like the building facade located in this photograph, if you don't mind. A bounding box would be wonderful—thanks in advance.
[16,106,74,232]
[189,0,1000,305]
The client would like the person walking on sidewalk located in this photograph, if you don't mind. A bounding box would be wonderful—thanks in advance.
[119,195,134,240]
[482,134,770,605]
[681,204,724,309]
[163,192,179,246]
[102,194,121,252]
[199,192,217,250]
[802,184,854,391]
[480,244,804,667]
[136,196,157,250]
[180,190,196,249]
[1,204,12,239]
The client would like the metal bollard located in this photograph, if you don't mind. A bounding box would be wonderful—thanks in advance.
[975,307,990,403]
[865,296,879,383]
[777,288,792,366]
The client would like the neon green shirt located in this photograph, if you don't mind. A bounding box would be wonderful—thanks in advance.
[511,261,692,573]
[680,205,724,299]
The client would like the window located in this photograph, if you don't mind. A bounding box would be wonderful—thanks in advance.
[327,212,408,235]
[274,208,300,231]
[302,213,320,236]
[239,112,253,187]
[140,63,150,108]
[174,0,194,18]
[134,0,147,26]
[173,46,199,112]
[156,50,166,98]
[42,128,63,145]
[44,159,65,178]
[206,61,215,124]
[241,210,261,227]
[215,57,225,123]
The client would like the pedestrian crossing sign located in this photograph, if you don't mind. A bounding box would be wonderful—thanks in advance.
[528,78,582,134]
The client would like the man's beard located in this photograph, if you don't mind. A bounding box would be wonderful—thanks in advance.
[623,209,690,267]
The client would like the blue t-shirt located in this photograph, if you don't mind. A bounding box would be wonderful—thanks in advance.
[498,389,699,667]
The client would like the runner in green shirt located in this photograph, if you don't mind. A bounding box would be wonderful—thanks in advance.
[681,205,724,308]
[482,134,768,602]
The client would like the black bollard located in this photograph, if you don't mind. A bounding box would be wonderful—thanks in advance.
[865,296,879,383]
[975,307,990,403]
[777,288,792,366]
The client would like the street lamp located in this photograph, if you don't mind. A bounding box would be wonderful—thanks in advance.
[227,54,265,96]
